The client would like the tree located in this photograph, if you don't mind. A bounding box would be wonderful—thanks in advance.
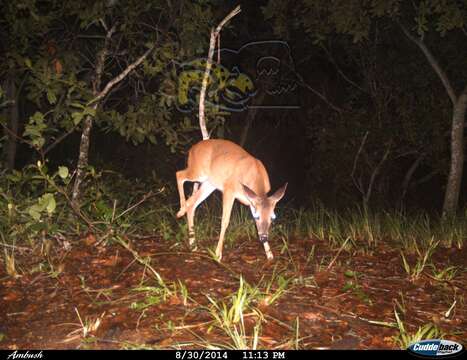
[264,0,467,214]
[398,11,467,217]
[1,74,20,170]
[0,1,45,170]
[69,21,155,209]
[0,0,217,208]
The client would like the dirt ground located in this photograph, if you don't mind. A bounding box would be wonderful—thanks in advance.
[1,234,466,349]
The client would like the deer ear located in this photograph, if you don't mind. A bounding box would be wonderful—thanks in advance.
[270,182,288,203]
[242,184,259,204]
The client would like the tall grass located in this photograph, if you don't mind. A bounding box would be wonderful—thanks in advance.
[1,163,464,279]
[280,204,465,251]
[203,276,263,349]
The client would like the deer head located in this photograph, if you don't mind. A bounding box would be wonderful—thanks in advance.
[242,183,288,259]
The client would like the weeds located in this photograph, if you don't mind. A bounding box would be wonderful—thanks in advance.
[400,237,440,281]
[176,280,190,306]
[1,162,465,350]
[203,276,263,349]
[342,270,372,305]
[259,267,291,306]
[393,310,445,349]
[430,265,459,282]
[284,205,464,251]
[130,284,173,310]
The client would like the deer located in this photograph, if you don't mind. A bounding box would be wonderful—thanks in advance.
[175,6,287,261]
[176,139,287,262]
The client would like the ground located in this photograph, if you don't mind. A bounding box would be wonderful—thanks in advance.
[0,234,465,349]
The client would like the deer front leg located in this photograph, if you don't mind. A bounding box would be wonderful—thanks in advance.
[215,191,235,262]
[186,182,215,249]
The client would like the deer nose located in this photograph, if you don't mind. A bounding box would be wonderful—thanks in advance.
[259,234,268,243]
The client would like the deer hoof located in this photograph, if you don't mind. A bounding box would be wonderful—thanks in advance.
[176,207,186,218]
[189,238,197,251]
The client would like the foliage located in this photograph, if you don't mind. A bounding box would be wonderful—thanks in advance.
[1,163,67,248]
[393,309,445,349]
[1,2,466,349]
[262,0,466,208]
[0,0,223,159]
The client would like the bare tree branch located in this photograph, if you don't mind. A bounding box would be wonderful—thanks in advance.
[351,131,369,196]
[43,126,77,155]
[399,153,426,202]
[364,144,391,205]
[199,5,241,140]
[351,132,391,206]
[89,44,155,106]
[294,71,343,113]
[399,22,457,105]
[321,44,367,94]
[0,122,30,147]
[400,152,425,201]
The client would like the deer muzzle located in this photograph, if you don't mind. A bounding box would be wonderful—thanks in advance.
[263,241,274,260]
[259,234,273,260]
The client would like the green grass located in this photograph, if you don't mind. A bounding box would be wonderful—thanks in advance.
[202,276,263,349]
[393,310,445,349]
[279,205,465,252]
[1,167,465,349]
[400,236,440,281]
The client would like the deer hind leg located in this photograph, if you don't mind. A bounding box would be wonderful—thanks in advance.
[176,163,207,217]
[176,169,201,218]
[192,182,199,196]
[176,169,189,218]
[215,190,235,262]
[185,181,215,249]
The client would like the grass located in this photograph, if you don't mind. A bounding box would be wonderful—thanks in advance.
[342,269,373,305]
[130,284,173,310]
[281,205,465,252]
[258,265,291,306]
[175,200,457,270]
[202,276,263,349]
[1,167,465,349]
[400,236,440,281]
[393,310,445,349]
[166,201,464,290]
[430,265,459,282]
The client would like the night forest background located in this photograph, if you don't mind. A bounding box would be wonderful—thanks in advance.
[0,0,466,350]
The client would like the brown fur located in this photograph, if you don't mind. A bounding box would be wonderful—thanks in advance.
[176,139,286,261]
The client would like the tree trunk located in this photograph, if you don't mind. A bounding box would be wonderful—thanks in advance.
[71,26,113,209]
[2,76,18,170]
[70,24,153,209]
[400,24,465,217]
[442,85,467,217]
[71,110,96,209]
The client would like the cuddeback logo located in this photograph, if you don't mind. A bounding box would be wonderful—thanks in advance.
[408,339,464,358]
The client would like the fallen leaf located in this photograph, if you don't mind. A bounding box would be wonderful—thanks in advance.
[3,291,21,301]
[302,312,323,321]
[83,233,96,246]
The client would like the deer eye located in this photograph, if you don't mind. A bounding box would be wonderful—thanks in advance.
[251,206,260,220]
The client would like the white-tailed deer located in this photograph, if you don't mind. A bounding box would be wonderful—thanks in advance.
[176,139,287,261]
